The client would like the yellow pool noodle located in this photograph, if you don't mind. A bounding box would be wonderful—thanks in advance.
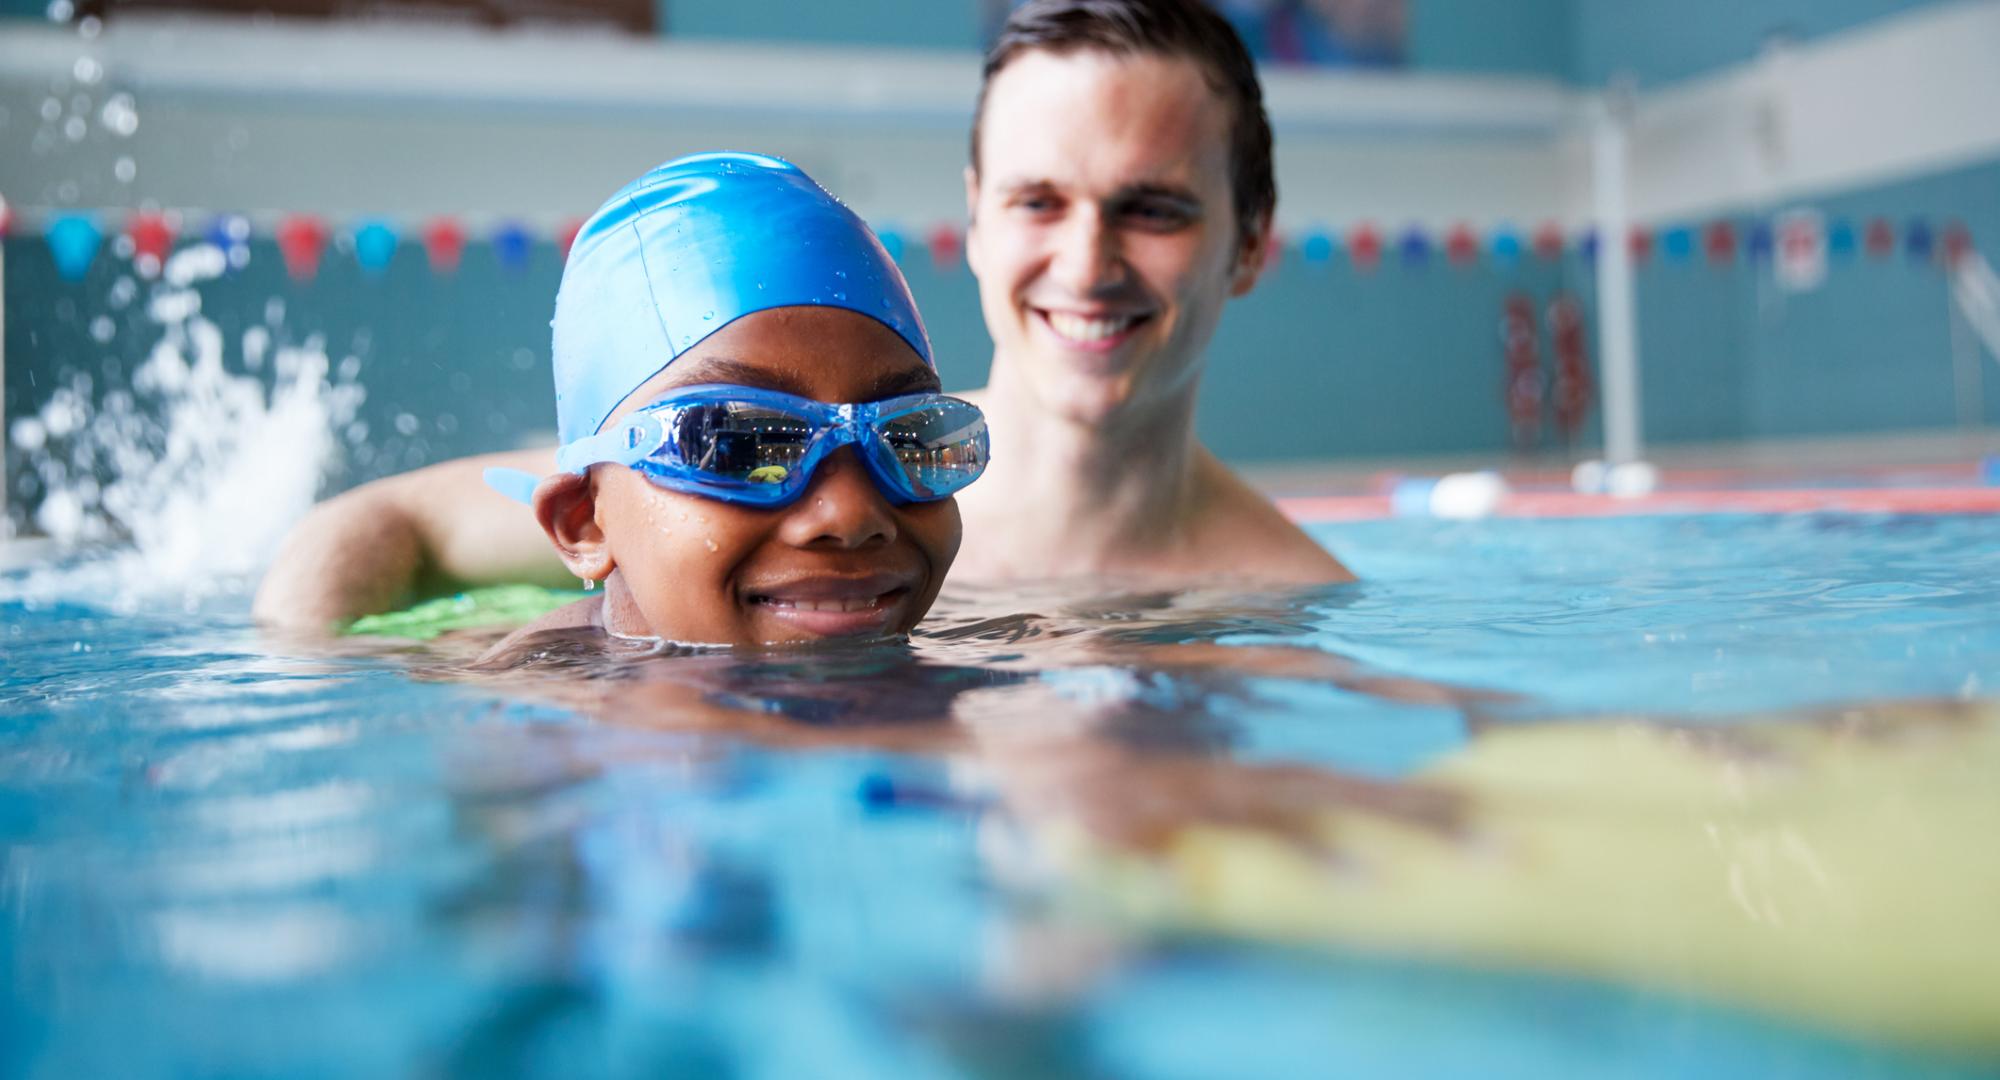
[1055,704,2000,1051]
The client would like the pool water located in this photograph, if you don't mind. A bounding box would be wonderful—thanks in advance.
[4,512,1999,1078]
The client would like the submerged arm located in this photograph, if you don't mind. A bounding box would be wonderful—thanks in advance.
[253,446,570,630]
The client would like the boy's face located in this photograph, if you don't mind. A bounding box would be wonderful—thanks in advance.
[537,306,960,647]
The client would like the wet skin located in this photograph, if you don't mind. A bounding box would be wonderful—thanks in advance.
[526,306,961,648]
[965,49,1266,429]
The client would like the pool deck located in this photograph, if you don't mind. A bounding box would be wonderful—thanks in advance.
[1247,428,2000,522]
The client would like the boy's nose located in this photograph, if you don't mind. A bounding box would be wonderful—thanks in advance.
[777,446,898,549]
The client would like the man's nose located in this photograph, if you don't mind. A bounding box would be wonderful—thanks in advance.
[1049,208,1125,294]
[776,446,898,549]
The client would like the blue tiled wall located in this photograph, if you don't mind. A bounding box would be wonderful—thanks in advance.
[7,153,1990,528]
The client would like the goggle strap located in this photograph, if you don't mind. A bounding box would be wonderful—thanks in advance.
[483,466,541,506]
[555,413,668,474]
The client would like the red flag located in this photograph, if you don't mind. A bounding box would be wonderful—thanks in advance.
[1863,217,1896,259]
[276,215,328,282]
[1347,223,1382,271]
[1261,228,1284,272]
[1531,222,1564,261]
[1940,221,1973,268]
[557,218,585,262]
[422,217,466,274]
[127,211,176,272]
[1703,221,1737,265]
[1628,226,1653,264]
[1444,222,1478,267]
[927,223,963,271]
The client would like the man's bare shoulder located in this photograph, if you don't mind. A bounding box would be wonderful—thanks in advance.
[1193,452,1355,585]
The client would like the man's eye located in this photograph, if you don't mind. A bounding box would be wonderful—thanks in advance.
[1127,203,1189,226]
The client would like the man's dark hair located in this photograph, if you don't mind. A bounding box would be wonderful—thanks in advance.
[972,0,1276,247]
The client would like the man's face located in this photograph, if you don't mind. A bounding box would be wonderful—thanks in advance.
[966,49,1265,427]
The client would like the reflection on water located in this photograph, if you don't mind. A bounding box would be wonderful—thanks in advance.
[6,514,2000,1076]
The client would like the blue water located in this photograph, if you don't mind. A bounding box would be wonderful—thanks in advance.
[5,513,1999,1078]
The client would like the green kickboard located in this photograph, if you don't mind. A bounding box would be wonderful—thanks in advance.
[343,585,583,640]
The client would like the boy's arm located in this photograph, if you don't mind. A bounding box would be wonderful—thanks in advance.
[253,446,570,630]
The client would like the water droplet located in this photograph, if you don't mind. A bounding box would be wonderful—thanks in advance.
[62,115,85,141]
[704,538,718,553]
[113,156,136,182]
[39,97,61,122]
[77,13,100,37]
[702,310,714,320]
[394,413,420,436]
[832,291,846,302]
[834,269,847,279]
[100,93,137,137]
[72,56,101,85]
[89,315,114,343]
[44,0,71,21]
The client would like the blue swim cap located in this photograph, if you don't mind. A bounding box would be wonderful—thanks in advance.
[551,151,932,446]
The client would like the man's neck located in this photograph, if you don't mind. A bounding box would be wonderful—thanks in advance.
[959,362,1208,575]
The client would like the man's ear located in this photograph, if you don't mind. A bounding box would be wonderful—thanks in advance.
[962,165,983,276]
[1228,214,1272,297]
[532,471,612,583]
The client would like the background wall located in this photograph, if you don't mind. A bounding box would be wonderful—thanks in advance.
[3,0,1996,534]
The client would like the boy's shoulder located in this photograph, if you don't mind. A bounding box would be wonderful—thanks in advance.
[476,594,605,667]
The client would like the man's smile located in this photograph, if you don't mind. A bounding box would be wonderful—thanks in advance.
[1034,307,1153,352]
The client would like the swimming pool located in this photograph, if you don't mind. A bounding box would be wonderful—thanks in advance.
[5,510,1998,1077]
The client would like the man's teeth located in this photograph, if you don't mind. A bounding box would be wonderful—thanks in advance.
[1046,311,1138,342]
[760,596,882,612]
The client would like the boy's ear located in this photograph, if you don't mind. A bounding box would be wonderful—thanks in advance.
[533,471,613,582]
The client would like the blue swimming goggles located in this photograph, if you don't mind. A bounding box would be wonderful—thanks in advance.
[489,385,989,508]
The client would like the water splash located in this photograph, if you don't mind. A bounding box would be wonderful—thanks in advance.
[3,243,364,610]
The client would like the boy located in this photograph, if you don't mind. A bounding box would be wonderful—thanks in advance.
[266,152,988,648]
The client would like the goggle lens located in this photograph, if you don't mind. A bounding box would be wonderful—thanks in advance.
[669,402,816,487]
[630,390,988,505]
[873,400,990,499]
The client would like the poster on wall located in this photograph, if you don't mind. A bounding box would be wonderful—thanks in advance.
[982,0,1406,67]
